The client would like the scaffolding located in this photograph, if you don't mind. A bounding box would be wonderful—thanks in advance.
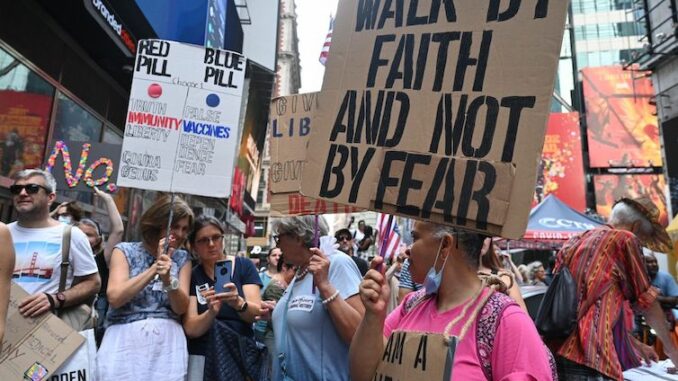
[624,0,678,70]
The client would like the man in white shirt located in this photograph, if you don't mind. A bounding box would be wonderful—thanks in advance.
[9,169,100,318]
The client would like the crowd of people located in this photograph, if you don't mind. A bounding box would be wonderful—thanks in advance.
[0,168,676,381]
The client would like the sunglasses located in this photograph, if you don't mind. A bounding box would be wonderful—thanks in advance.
[10,184,51,195]
[195,234,224,246]
[337,236,351,242]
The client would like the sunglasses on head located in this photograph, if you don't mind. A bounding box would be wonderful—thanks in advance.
[10,184,50,195]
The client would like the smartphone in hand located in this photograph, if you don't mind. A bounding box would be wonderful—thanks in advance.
[214,260,233,293]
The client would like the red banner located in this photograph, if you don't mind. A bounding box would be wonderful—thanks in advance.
[0,91,53,177]
[594,174,669,226]
[533,113,586,211]
[582,65,661,168]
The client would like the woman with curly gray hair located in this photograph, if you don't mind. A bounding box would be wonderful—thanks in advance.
[269,215,364,381]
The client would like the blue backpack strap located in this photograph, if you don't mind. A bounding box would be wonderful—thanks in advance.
[476,292,558,380]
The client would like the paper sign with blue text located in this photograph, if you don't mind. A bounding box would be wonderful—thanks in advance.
[117,39,246,197]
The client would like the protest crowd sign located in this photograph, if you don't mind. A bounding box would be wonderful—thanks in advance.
[301,0,569,238]
[269,92,360,216]
[44,140,122,193]
[373,330,450,380]
[117,39,246,198]
[0,283,84,380]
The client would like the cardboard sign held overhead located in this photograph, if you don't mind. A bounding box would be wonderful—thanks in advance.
[117,39,246,198]
[0,283,84,380]
[269,93,360,216]
[301,0,569,238]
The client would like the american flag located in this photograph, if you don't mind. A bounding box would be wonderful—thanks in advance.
[377,213,401,262]
[319,16,334,65]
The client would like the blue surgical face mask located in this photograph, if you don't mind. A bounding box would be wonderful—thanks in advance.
[423,238,447,296]
[58,215,73,225]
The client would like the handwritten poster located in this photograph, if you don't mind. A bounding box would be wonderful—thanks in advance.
[117,39,246,197]
[269,93,360,216]
[0,283,84,380]
[301,0,569,238]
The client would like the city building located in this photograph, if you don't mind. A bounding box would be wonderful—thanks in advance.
[246,0,302,251]
[545,1,667,224]
[626,0,678,218]
[0,0,279,249]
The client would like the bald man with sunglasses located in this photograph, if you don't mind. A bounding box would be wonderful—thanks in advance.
[8,169,100,323]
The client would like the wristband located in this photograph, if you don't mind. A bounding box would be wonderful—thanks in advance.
[237,299,249,313]
[44,293,56,311]
[321,290,340,306]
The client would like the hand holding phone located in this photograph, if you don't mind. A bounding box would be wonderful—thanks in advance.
[214,260,232,294]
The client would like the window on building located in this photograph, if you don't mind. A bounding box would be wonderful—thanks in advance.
[616,22,641,37]
[253,217,267,238]
[102,126,123,144]
[53,92,102,142]
[256,167,268,205]
[0,46,55,177]
[614,0,633,11]
[619,48,644,63]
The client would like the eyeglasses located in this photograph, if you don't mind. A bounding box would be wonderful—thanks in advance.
[10,184,51,195]
[272,233,288,245]
[195,234,224,246]
[337,236,351,242]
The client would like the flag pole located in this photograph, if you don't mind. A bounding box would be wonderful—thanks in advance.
[154,193,176,284]
[379,214,394,259]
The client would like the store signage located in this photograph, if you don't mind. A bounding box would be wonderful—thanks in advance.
[84,0,137,57]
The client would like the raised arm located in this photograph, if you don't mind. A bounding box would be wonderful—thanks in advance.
[94,187,124,266]
[310,248,365,344]
[350,257,388,381]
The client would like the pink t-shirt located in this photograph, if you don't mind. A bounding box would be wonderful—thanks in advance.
[384,289,554,381]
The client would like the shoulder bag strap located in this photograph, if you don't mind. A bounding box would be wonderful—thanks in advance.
[277,278,295,378]
[59,225,72,293]
[476,292,515,381]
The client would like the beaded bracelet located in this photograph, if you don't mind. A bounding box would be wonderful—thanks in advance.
[321,290,340,305]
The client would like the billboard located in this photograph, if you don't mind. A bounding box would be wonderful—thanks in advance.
[0,91,52,178]
[594,174,669,226]
[231,64,273,215]
[662,117,678,217]
[533,113,586,211]
[582,65,662,168]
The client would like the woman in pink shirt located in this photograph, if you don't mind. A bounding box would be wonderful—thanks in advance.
[349,221,556,380]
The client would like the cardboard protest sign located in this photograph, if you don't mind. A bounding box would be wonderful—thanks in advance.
[0,283,84,380]
[269,193,361,217]
[269,93,360,216]
[374,331,449,380]
[44,140,122,193]
[301,0,569,238]
[51,329,96,381]
[117,39,246,198]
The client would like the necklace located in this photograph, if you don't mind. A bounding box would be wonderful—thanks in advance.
[295,266,309,281]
